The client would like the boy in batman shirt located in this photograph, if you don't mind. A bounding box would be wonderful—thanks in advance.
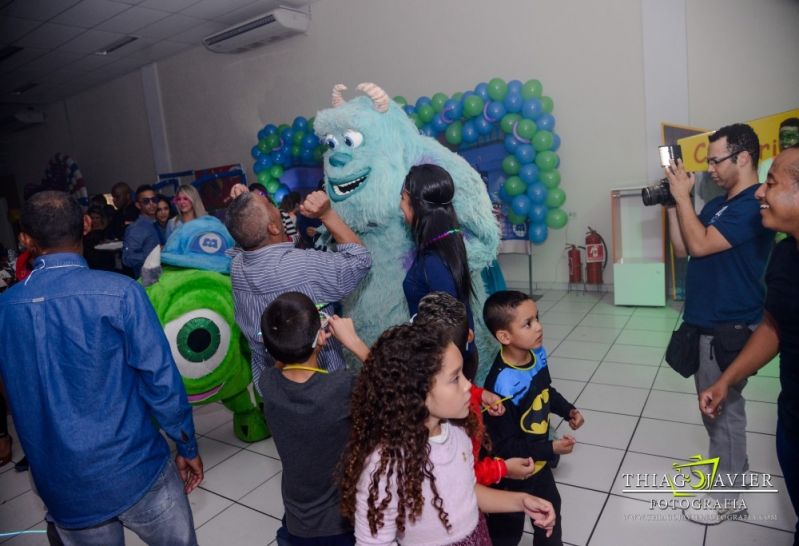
[483,290,584,546]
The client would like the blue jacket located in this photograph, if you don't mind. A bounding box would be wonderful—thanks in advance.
[122,215,160,277]
[0,253,197,528]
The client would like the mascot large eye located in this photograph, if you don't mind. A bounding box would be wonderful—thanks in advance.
[163,309,231,379]
[323,134,338,150]
[343,130,363,148]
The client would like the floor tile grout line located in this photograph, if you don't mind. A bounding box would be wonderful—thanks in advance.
[194,479,284,531]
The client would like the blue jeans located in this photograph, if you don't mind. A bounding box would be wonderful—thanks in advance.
[55,460,197,546]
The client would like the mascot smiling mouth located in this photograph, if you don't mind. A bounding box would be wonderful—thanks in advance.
[187,383,223,403]
[329,169,370,201]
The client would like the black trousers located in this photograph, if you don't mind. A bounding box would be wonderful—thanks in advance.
[486,465,562,546]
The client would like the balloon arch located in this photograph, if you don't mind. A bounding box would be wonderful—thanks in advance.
[250,78,567,243]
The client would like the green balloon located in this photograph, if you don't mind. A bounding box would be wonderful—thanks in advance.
[546,208,568,229]
[452,92,463,100]
[266,180,280,194]
[536,151,559,171]
[312,148,323,162]
[269,165,284,180]
[307,117,314,132]
[540,96,554,113]
[409,113,423,128]
[291,145,301,157]
[507,210,528,225]
[500,113,521,134]
[503,175,525,196]
[545,187,566,208]
[516,119,537,140]
[292,131,305,145]
[278,124,290,134]
[540,170,561,189]
[257,139,269,152]
[532,130,554,151]
[487,78,508,101]
[463,95,485,118]
[417,103,435,123]
[393,96,407,106]
[256,171,270,184]
[445,121,463,146]
[502,156,521,176]
[265,134,280,149]
[521,79,543,99]
[431,92,448,112]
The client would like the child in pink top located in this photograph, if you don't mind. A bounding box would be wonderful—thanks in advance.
[338,322,555,545]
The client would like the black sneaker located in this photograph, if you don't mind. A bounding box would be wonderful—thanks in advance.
[14,455,28,472]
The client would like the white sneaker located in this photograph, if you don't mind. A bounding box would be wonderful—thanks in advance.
[682,494,748,525]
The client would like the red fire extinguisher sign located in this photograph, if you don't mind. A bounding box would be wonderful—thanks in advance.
[586,243,605,263]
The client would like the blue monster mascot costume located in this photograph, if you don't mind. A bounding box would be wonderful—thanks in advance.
[314,83,500,381]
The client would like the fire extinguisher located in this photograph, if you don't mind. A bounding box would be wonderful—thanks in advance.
[585,227,607,285]
[566,245,583,283]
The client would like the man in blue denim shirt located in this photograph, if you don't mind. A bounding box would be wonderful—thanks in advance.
[0,191,203,545]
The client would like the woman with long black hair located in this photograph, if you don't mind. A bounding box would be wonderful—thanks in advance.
[401,163,478,380]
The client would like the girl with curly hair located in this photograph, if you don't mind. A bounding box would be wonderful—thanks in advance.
[339,322,555,545]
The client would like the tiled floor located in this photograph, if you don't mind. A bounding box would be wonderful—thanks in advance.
[1,290,795,545]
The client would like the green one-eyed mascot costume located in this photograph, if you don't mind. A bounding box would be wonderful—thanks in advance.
[142,215,268,442]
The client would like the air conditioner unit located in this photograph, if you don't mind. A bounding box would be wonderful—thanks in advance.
[202,8,310,53]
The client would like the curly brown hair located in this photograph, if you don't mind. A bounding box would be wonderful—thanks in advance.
[339,322,468,537]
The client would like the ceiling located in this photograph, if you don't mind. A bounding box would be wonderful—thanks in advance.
[0,0,309,116]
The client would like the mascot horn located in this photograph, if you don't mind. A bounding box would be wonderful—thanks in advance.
[315,83,500,381]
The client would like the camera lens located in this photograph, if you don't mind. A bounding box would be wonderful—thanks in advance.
[641,180,673,207]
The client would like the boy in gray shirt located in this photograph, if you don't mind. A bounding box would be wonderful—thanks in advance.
[260,292,355,545]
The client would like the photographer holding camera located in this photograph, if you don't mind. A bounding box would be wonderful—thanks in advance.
[664,123,774,525]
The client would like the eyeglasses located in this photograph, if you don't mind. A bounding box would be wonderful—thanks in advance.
[139,197,159,205]
[707,150,743,167]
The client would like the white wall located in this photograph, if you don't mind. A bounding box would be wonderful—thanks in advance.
[5,0,799,287]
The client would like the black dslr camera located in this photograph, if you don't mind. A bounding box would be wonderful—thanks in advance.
[642,145,682,207]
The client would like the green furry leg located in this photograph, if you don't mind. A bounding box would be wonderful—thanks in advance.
[222,389,270,442]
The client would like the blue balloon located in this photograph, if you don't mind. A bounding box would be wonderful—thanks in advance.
[526,182,548,204]
[281,129,294,144]
[528,223,548,244]
[300,148,315,164]
[420,124,435,137]
[511,194,532,216]
[462,91,475,100]
[415,95,432,110]
[521,98,542,120]
[498,185,512,204]
[537,113,556,131]
[474,82,489,101]
[272,151,286,165]
[504,134,520,154]
[432,113,449,133]
[519,163,540,185]
[403,104,416,115]
[551,133,561,151]
[462,120,479,144]
[256,155,272,168]
[508,79,523,95]
[257,128,268,140]
[528,204,547,224]
[484,101,506,123]
[503,91,523,114]
[292,116,308,132]
[264,124,278,135]
[251,145,262,159]
[514,144,536,165]
[253,162,265,174]
[474,116,493,136]
[302,133,319,149]
[442,98,463,122]
[273,185,290,205]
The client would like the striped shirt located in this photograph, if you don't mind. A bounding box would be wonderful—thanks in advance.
[229,242,371,391]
